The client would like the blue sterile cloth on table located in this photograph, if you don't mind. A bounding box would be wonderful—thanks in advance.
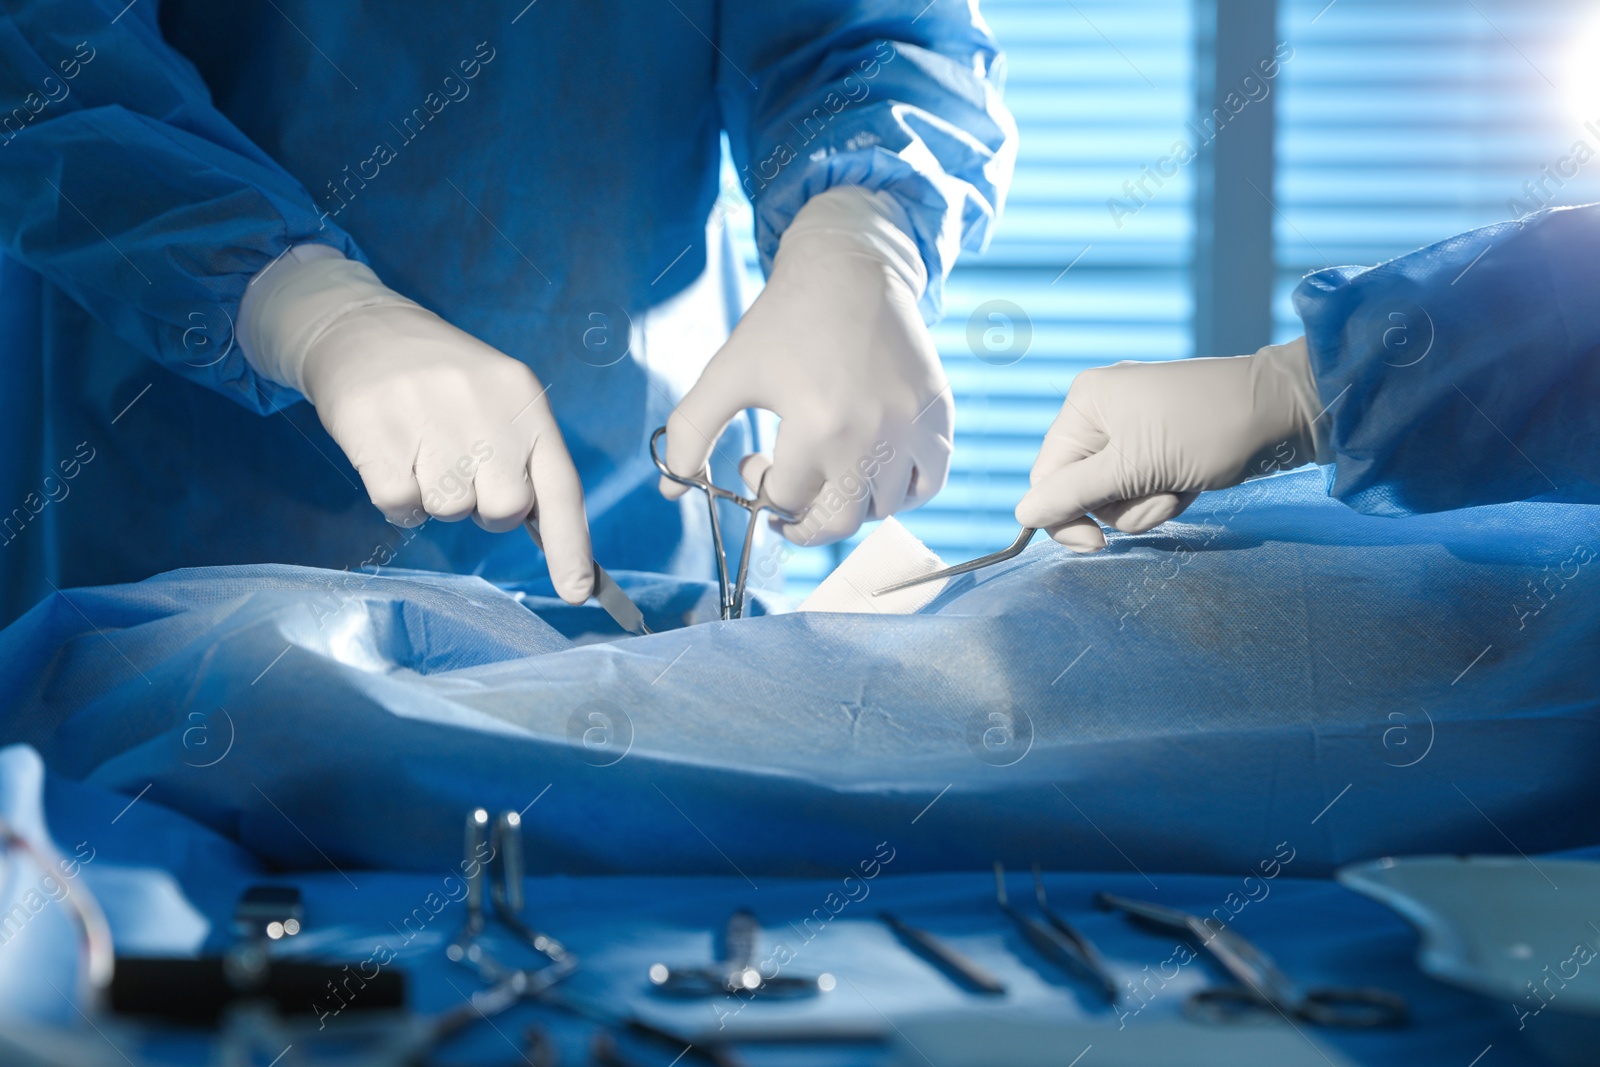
[1,468,1598,881]
[1,743,1595,1065]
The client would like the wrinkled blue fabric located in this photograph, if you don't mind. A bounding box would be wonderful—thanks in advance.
[0,0,1013,627]
[1,742,1593,1065]
[1294,202,1600,516]
[2,470,1596,882]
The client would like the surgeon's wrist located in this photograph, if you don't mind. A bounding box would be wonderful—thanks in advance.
[238,245,420,395]
[778,186,928,300]
[1254,336,1333,466]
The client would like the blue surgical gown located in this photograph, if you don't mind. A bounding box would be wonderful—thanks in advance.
[1295,203,1600,516]
[0,0,1015,626]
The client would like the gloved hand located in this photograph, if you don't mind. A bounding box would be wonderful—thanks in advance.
[659,187,953,546]
[239,246,594,603]
[1015,338,1329,552]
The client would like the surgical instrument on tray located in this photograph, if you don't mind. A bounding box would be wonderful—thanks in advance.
[648,908,834,998]
[650,426,798,620]
[526,518,652,635]
[879,911,1007,995]
[232,884,303,943]
[995,863,1118,1002]
[447,808,578,993]
[1095,891,1409,1028]
[873,526,1040,597]
[111,955,406,1025]
[1030,864,1120,1001]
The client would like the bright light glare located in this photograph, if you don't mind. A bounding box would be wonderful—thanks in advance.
[1566,17,1600,122]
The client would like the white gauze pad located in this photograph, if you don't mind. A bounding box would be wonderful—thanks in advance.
[797,516,949,614]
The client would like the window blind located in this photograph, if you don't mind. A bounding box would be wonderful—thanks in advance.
[1273,0,1600,340]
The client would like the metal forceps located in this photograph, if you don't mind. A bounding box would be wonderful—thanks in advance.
[874,527,1040,597]
[447,808,578,994]
[995,863,1118,1002]
[1095,892,1408,1028]
[650,426,798,620]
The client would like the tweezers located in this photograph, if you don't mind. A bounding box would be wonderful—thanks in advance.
[995,862,1118,1002]
[873,527,1039,597]
[525,518,652,635]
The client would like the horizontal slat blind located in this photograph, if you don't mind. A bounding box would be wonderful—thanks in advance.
[1273,0,1600,339]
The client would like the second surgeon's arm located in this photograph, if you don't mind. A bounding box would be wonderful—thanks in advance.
[1017,204,1600,546]
[1296,203,1600,515]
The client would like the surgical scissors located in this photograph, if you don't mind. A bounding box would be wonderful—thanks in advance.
[1095,892,1408,1028]
[650,426,798,620]
[873,527,1040,597]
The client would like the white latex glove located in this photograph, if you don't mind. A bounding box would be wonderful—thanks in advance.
[1015,338,1329,552]
[239,246,594,603]
[659,187,953,546]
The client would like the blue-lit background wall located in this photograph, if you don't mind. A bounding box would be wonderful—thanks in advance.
[720,0,1600,599]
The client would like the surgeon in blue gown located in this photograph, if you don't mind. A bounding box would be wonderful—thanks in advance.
[1015,204,1600,546]
[0,1,1014,623]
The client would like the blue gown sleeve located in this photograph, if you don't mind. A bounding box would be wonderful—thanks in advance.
[718,0,1017,322]
[0,1,362,413]
[1292,203,1600,516]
